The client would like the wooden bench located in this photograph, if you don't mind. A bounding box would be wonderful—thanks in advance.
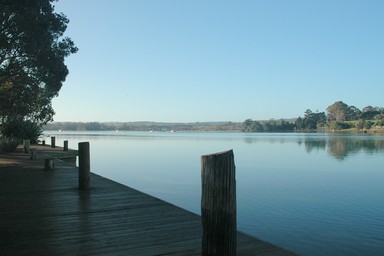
[43,151,78,170]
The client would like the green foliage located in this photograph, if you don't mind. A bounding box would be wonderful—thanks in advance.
[294,117,303,130]
[375,114,384,120]
[363,120,374,129]
[0,137,19,153]
[21,120,44,144]
[347,106,362,120]
[242,119,295,132]
[45,121,243,132]
[0,0,78,123]
[355,119,375,130]
[328,121,353,131]
[327,101,349,121]
[242,119,264,132]
[355,120,365,130]
[303,110,326,130]
[242,101,384,133]
[0,117,43,143]
[0,117,23,139]
[362,108,380,120]
[375,119,384,127]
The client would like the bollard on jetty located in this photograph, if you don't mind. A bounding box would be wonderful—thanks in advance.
[78,142,90,190]
[201,149,237,256]
[29,149,37,160]
[23,139,30,154]
[64,140,68,151]
[51,136,56,148]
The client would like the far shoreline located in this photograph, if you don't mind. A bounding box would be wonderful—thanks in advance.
[43,120,384,134]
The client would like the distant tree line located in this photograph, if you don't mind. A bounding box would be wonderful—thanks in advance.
[44,121,189,131]
[242,101,384,132]
[44,121,241,132]
[242,119,295,132]
[44,101,384,133]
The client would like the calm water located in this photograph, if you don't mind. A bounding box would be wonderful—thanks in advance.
[45,131,384,256]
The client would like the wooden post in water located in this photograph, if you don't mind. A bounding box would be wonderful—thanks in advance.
[78,142,90,190]
[63,140,68,151]
[51,136,56,148]
[201,149,237,256]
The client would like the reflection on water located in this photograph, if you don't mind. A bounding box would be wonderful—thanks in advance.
[303,135,384,160]
[242,133,384,161]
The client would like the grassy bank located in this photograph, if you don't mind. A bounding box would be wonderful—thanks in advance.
[326,120,384,134]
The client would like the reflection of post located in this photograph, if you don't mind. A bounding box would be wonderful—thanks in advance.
[78,142,90,190]
[51,136,56,148]
[63,140,68,151]
[201,150,237,256]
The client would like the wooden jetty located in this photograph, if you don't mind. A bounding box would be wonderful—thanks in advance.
[0,145,297,255]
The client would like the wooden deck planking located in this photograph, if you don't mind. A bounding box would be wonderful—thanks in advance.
[0,147,297,255]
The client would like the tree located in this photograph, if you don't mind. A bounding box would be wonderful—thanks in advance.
[294,117,303,130]
[0,0,77,124]
[347,105,362,121]
[315,112,327,127]
[362,105,375,113]
[361,105,379,120]
[0,116,43,143]
[241,119,263,132]
[327,101,349,121]
[302,109,326,130]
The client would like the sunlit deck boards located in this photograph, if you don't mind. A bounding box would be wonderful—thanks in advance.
[0,148,296,255]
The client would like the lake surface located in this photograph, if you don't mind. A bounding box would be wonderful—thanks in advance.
[45,131,384,256]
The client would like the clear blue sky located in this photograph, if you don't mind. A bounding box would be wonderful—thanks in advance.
[52,0,384,122]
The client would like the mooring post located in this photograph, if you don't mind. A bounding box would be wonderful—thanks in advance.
[51,136,56,148]
[78,142,90,190]
[29,149,37,160]
[201,149,237,256]
[63,140,68,151]
[23,139,30,154]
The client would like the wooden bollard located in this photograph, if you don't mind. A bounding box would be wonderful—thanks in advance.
[63,140,68,151]
[201,150,237,256]
[78,142,90,190]
[23,139,30,154]
[51,136,56,148]
[29,149,37,160]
